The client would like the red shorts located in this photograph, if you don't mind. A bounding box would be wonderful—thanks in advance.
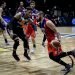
[25,24,36,39]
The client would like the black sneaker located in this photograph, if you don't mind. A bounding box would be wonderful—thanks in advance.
[12,52,20,61]
[24,52,31,60]
[66,64,71,70]
[64,64,71,75]
[33,44,36,48]
[62,64,71,71]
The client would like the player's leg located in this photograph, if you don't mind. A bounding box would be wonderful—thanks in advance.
[3,30,9,45]
[7,26,20,61]
[0,24,9,45]
[56,50,75,58]
[49,52,71,71]
[32,31,36,48]
[12,36,20,61]
[16,28,31,60]
[31,30,36,53]
[42,34,46,47]
[48,43,71,71]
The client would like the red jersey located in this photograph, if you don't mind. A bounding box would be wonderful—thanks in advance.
[44,19,62,56]
[44,19,55,42]
[45,24,55,42]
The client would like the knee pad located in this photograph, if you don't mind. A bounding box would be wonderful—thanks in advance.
[14,39,19,47]
[13,34,18,40]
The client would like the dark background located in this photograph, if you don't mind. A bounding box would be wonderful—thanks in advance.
[1,0,75,26]
[3,0,74,11]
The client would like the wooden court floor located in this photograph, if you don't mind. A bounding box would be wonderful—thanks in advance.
[0,27,75,75]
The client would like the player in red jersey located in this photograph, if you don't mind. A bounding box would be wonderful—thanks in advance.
[38,11,75,72]
[22,8,36,53]
[26,19,36,54]
[28,1,39,53]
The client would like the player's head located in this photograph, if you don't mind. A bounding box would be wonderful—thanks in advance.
[37,11,44,22]
[30,1,35,9]
[25,7,32,18]
[20,1,24,7]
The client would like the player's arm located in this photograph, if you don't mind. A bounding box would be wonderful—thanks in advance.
[46,20,61,41]
[28,18,37,31]
[0,8,7,25]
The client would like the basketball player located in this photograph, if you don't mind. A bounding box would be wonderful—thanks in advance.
[23,7,37,53]
[28,1,39,53]
[30,1,38,30]
[7,12,31,61]
[38,11,75,72]
[16,1,26,16]
[0,1,9,45]
[16,1,27,34]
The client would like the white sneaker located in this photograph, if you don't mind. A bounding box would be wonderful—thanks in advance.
[30,48,35,54]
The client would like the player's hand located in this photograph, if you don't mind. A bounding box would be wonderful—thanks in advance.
[58,39,61,42]
[55,37,61,42]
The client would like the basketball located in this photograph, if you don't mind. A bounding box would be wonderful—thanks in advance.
[51,40,60,48]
